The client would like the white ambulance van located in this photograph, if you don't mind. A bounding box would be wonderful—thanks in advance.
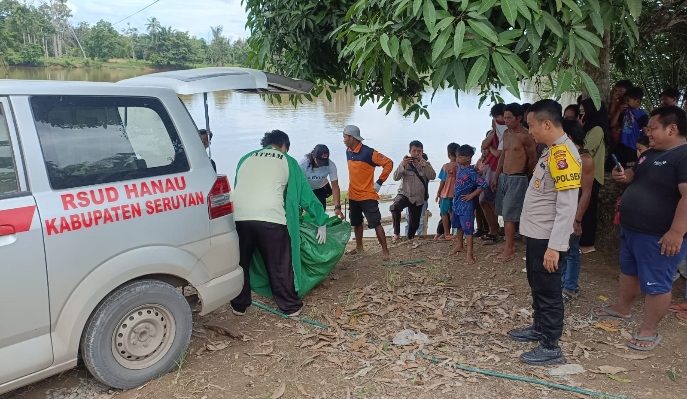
[0,68,312,394]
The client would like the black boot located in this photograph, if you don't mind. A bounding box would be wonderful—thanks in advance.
[519,344,566,366]
[508,325,543,342]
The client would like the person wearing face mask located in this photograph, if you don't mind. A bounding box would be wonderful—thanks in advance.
[300,144,344,219]
[230,130,328,317]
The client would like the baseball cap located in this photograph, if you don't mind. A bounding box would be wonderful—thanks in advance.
[343,125,364,141]
[313,144,330,166]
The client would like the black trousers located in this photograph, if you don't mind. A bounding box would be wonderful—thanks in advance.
[231,221,302,314]
[312,183,332,208]
[580,179,600,247]
[390,195,423,239]
[525,237,566,349]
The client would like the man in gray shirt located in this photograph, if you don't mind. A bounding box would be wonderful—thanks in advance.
[390,140,436,241]
[508,100,580,366]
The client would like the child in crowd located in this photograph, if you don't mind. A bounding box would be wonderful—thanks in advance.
[615,86,648,167]
[636,134,650,158]
[451,145,488,264]
[435,143,460,240]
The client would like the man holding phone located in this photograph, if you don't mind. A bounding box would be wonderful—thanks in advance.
[390,140,436,241]
[602,106,687,351]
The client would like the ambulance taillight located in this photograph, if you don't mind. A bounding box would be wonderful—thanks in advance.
[208,175,233,219]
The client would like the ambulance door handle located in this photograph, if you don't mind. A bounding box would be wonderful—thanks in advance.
[0,225,16,237]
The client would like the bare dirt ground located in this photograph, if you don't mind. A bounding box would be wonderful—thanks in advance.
[8,237,687,399]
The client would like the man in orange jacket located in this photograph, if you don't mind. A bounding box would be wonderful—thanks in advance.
[343,125,393,260]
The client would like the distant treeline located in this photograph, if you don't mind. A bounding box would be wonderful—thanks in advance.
[0,0,248,67]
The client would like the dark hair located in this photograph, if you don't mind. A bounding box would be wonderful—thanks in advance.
[636,134,650,148]
[198,128,213,139]
[564,104,580,118]
[580,98,610,138]
[490,103,505,117]
[409,140,423,150]
[625,86,644,101]
[521,103,532,113]
[650,106,687,136]
[529,99,563,127]
[504,103,524,118]
[562,119,586,147]
[660,88,680,100]
[447,142,460,156]
[260,129,290,149]
[456,144,475,157]
[614,80,633,90]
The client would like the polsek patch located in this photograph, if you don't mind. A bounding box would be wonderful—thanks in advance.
[548,144,581,190]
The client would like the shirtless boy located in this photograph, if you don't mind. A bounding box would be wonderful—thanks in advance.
[491,103,538,263]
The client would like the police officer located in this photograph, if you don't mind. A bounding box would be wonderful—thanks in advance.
[508,100,581,365]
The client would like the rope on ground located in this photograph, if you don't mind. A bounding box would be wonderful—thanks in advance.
[382,259,426,267]
[251,300,627,399]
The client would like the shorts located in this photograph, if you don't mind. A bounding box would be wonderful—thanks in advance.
[439,197,453,215]
[620,228,687,295]
[453,213,475,235]
[479,167,496,203]
[495,174,528,222]
[349,199,382,229]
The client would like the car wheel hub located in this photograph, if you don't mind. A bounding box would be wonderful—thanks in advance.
[112,305,176,369]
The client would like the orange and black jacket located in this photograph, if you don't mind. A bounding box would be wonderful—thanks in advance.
[346,142,393,201]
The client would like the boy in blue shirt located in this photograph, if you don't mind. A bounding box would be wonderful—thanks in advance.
[451,145,489,264]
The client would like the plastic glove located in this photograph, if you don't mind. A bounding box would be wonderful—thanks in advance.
[316,225,327,244]
[374,182,382,193]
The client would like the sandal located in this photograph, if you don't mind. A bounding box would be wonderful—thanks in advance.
[481,234,498,245]
[562,289,580,304]
[626,333,662,351]
[345,248,364,256]
[593,305,631,321]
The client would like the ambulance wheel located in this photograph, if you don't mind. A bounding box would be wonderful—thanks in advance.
[81,279,192,390]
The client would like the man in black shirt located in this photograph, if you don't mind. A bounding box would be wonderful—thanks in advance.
[604,106,687,351]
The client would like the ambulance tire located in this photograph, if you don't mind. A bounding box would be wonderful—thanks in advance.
[80,279,193,390]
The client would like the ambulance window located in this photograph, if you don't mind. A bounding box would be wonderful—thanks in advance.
[30,96,189,190]
[0,103,19,196]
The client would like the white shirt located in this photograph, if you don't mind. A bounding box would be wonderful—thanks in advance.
[299,157,338,190]
[233,148,289,225]
[495,123,508,151]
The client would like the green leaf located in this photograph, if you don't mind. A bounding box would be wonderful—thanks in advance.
[437,0,448,11]
[466,56,488,90]
[468,20,498,44]
[522,0,540,12]
[576,35,600,66]
[453,20,465,58]
[555,0,562,11]
[382,62,392,94]
[452,60,466,89]
[401,38,414,68]
[351,24,373,33]
[503,51,530,77]
[526,28,542,50]
[587,0,601,13]
[501,0,518,26]
[477,0,499,14]
[431,16,455,40]
[590,12,604,35]
[413,0,423,16]
[380,33,392,57]
[555,68,574,98]
[460,0,470,11]
[516,1,532,21]
[493,52,519,97]
[561,0,582,17]
[626,0,641,20]
[568,34,577,63]
[579,70,601,109]
[423,0,437,31]
[541,11,564,37]
[498,29,523,45]
[540,57,557,75]
[573,27,603,47]
[432,25,453,61]
[389,36,400,57]
[393,0,412,18]
[534,15,546,37]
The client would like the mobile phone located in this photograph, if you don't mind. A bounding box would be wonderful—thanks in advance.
[611,154,623,171]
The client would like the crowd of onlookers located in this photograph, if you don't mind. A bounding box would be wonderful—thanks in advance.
[221,82,686,365]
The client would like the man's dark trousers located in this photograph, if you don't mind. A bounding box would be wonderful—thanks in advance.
[390,194,423,239]
[525,237,567,348]
[231,220,302,314]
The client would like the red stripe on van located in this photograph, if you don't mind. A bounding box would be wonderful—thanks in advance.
[0,205,36,233]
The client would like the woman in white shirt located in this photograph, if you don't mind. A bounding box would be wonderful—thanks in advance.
[299,144,344,219]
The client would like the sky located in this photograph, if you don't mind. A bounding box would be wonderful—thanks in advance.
[66,0,249,41]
